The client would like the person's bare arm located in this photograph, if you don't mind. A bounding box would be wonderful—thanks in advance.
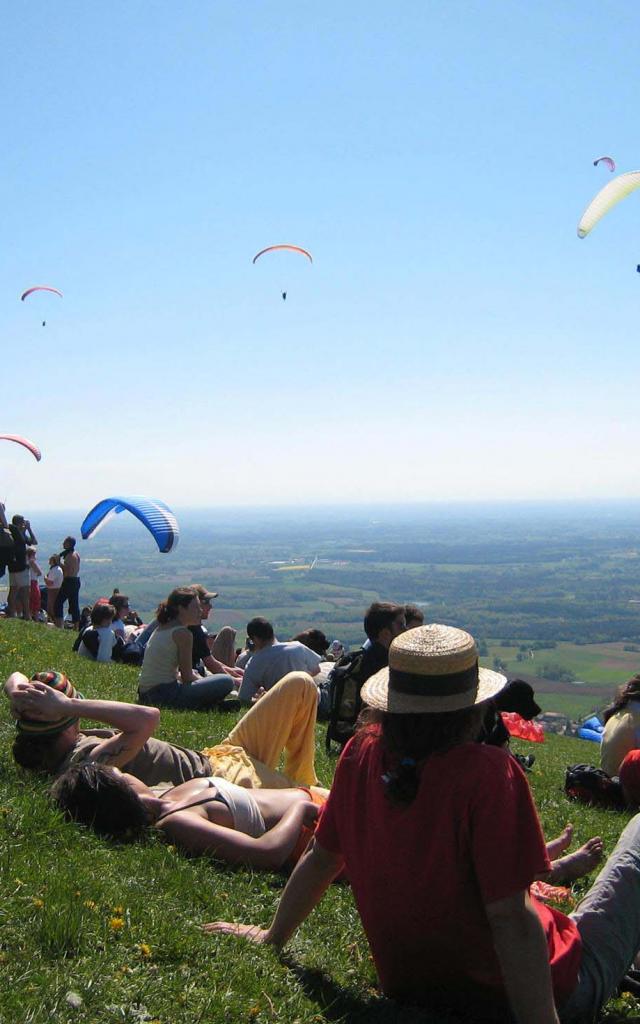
[202,653,243,679]
[0,503,8,528]
[203,837,343,941]
[23,520,37,545]
[5,676,160,768]
[163,801,319,870]
[173,629,197,683]
[485,890,560,1024]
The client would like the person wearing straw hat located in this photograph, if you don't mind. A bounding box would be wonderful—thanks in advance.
[206,623,640,1024]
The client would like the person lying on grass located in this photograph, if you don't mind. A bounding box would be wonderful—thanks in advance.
[52,763,327,872]
[5,669,320,789]
[205,625,628,1024]
[5,669,600,886]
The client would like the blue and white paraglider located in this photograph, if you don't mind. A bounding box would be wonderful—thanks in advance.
[80,496,179,553]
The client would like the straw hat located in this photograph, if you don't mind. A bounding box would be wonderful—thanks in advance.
[361,624,506,714]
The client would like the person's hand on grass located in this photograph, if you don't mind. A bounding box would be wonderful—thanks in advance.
[202,922,271,943]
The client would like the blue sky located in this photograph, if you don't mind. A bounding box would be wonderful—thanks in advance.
[3,1,640,511]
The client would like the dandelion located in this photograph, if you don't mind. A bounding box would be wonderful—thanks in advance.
[32,898,44,909]
[112,905,124,914]
[83,899,96,910]
[109,917,125,931]
[75,890,81,897]
[166,845,176,853]
[138,943,152,957]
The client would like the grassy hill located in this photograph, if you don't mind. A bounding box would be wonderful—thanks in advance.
[1,620,639,1023]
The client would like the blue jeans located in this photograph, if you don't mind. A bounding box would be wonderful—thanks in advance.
[138,675,234,710]
[561,813,640,1022]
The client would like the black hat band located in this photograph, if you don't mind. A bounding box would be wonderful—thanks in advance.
[389,661,479,697]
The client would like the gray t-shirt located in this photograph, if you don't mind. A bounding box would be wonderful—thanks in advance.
[238,641,321,702]
[56,729,213,786]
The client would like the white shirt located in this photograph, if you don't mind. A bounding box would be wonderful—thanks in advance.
[46,565,63,588]
[238,640,321,701]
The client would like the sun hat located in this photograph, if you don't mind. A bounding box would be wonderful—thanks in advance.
[16,671,83,736]
[361,624,507,714]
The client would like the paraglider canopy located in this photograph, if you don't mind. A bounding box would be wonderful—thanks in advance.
[593,156,616,173]
[0,434,42,462]
[578,170,640,238]
[81,496,179,553]
[20,285,63,302]
[252,245,313,264]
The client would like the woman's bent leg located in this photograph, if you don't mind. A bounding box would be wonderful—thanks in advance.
[223,672,319,786]
[562,814,640,1022]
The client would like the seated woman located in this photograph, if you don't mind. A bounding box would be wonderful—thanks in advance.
[207,624,622,1024]
[52,764,326,872]
[138,587,234,710]
[601,675,640,777]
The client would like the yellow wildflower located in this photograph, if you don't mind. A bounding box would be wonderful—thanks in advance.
[138,943,152,957]
[112,905,124,914]
[32,898,44,909]
[109,917,125,931]
[84,899,97,910]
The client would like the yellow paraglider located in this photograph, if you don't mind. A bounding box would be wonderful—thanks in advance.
[577,170,640,238]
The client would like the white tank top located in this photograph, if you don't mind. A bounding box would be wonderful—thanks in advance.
[138,624,184,692]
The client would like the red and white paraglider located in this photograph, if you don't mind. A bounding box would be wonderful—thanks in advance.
[20,285,63,326]
[0,434,42,462]
[252,245,313,301]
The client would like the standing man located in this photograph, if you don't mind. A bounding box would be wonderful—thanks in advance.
[238,618,322,703]
[2,506,38,619]
[54,536,81,629]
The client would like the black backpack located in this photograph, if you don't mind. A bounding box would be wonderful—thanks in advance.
[565,763,626,810]
[325,648,368,752]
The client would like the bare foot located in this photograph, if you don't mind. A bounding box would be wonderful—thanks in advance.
[547,837,604,885]
[545,823,574,861]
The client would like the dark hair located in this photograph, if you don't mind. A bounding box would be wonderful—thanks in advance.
[291,628,330,656]
[51,763,148,840]
[110,594,130,616]
[357,705,486,806]
[363,602,404,642]
[12,732,66,774]
[156,587,197,624]
[246,617,274,642]
[91,603,115,626]
[603,676,640,723]
[404,604,424,628]
[12,514,25,527]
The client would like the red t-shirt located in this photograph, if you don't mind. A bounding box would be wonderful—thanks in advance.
[316,730,581,1012]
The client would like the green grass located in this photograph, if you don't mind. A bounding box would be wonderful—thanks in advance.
[1,620,640,1023]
